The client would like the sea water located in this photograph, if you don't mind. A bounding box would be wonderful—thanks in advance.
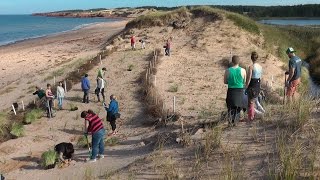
[0,15,118,46]
[259,19,320,26]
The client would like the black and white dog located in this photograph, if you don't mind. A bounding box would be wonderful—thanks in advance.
[54,142,74,162]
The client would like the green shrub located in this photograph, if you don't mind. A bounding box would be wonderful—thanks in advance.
[24,109,43,124]
[41,149,57,169]
[227,13,260,35]
[10,122,24,138]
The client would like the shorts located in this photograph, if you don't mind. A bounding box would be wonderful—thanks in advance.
[287,78,300,97]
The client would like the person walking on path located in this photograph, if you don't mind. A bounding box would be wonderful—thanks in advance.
[96,77,105,102]
[81,74,90,103]
[104,95,119,135]
[97,67,106,83]
[285,47,302,103]
[80,110,106,163]
[164,39,171,56]
[140,38,146,49]
[45,84,55,118]
[245,52,263,122]
[130,35,136,50]
[56,81,65,110]
[224,56,246,126]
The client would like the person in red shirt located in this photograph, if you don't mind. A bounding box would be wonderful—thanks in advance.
[130,36,136,50]
[81,110,106,162]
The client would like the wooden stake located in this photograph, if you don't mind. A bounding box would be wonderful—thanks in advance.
[21,101,25,111]
[33,99,36,104]
[12,104,16,115]
[154,75,156,87]
[173,96,176,114]
[100,55,102,65]
[53,76,56,85]
[64,80,67,93]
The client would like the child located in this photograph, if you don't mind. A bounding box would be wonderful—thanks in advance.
[104,95,119,135]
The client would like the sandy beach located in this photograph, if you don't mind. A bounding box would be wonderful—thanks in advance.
[0,20,127,111]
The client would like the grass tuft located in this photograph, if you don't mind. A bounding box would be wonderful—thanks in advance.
[10,122,24,138]
[41,149,57,169]
[167,84,178,93]
[24,109,43,124]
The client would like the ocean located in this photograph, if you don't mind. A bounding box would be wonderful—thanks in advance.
[0,15,118,46]
[259,19,320,26]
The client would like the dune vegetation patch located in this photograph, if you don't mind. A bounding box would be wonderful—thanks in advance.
[126,6,222,29]
[227,13,260,35]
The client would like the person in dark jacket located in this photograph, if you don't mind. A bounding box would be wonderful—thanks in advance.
[81,110,105,162]
[33,86,45,99]
[54,142,74,162]
[104,95,119,135]
[81,74,90,103]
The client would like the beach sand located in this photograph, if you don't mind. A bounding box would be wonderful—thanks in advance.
[0,20,127,111]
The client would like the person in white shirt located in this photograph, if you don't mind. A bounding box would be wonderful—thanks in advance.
[96,77,105,102]
[56,81,65,110]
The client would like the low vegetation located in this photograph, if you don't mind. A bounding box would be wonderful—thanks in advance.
[168,84,178,93]
[41,149,57,169]
[23,108,43,124]
[10,122,24,138]
[227,13,260,35]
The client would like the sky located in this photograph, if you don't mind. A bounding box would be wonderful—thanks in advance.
[0,0,319,14]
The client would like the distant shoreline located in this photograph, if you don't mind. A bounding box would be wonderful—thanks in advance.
[0,19,125,48]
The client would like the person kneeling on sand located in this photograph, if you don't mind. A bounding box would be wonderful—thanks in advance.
[55,142,74,163]
[81,110,106,163]
[104,95,120,136]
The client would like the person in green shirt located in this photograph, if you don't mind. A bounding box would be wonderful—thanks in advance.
[96,67,106,84]
[224,55,246,126]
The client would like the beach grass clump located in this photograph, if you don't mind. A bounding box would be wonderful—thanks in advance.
[126,7,190,29]
[190,6,223,21]
[23,108,43,124]
[0,113,8,136]
[202,126,222,160]
[10,122,24,138]
[168,84,179,93]
[41,149,57,169]
[227,13,260,35]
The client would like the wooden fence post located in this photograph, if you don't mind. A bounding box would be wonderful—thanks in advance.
[12,104,16,115]
[173,96,176,114]
[21,101,25,111]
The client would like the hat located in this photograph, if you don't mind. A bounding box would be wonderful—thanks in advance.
[286,47,296,54]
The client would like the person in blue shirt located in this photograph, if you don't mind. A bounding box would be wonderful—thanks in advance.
[81,74,90,103]
[104,95,119,135]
